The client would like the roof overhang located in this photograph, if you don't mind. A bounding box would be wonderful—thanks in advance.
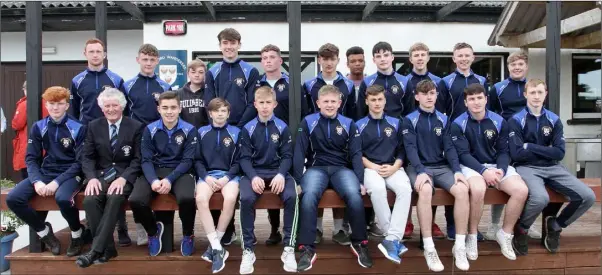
[488,1,601,49]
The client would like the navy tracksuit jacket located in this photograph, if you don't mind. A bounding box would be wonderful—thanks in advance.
[302,72,354,118]
[194,123,241,181]
[437,70,488,122]
[124,73,172,125]
[70,67,125,125]
[356,114,405,165]
[354,71,411,120]
[488,78,527,120]
[257,73,291,124]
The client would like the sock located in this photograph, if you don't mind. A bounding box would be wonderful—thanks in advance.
[317,218,323,233]
[468,233,477,241]
[208,232,223,250]
[71,228,83,238]
[216,230,225,241]
[37,225,50,238]
[423,237,435,252]
[455,234,466,248]
[333,219,343,233]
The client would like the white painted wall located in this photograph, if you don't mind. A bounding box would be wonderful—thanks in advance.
[1,30,142,78]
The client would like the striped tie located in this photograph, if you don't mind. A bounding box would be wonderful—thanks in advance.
[110,124,118,153]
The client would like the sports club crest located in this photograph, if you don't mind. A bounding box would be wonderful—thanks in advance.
[542,126,552,137]
[60,138,71,148]
[121,145,132,156]
[271,133,280,143]
[335,125,344,136]
[434,127,443,136]
[390,85,400,94]
[485,129,495,139]
[159,65,177,86]
[153,92,161,102]
[175,135,184,145]
[276,84,285,92]
[384,127,393,137]
[223,137,233,147]
[235,78,245,87]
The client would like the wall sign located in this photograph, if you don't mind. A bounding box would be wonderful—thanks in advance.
[163,20,187,36]
[156,50,188,90]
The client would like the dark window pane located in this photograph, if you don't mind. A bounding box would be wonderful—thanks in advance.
[572,56,602,115]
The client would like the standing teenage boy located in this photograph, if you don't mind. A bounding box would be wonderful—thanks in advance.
[194,98,241,273]
[177,59,209,128]
[451,83,528,261]
[508,79,595,256]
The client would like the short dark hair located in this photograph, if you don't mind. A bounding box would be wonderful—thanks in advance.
[415,79,436,94]
[318,43,339,59]
[366,85,385,98]
[463,83,486,99]
[217,28,241,43]
[346,46,364,57]
[138,43,159,57]
[372,41,393,56]
[207,97,231,112]
[261,44,281,56]
[158,91,180,105]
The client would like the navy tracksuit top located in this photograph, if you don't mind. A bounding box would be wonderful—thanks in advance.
[402,108,461,175]
[488,78,527,120]
[451,111,510,175]
[357,71,412,119]
[239,116,292,179]
[195,123,241,181]
[26,115,86,185]
[141,119,197,184]
[257,73,291,124]
[302,71,354,117]
[406,70,441,95]
[356,114,405,165]
[69,67,124,125]
[205,59,261,127]
[437,70,488,122]
[124,73,172,125]
[293,113,363,184]
[508,107,565,167]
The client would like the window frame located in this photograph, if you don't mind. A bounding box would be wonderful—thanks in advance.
[571,53,601,120]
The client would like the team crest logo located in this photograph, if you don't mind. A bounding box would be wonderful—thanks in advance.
[223,137,233,147]
[121,145,132,156]
[390,85,400,94]
[485,129,495,139]
[384,127,393,137]
[159,65,177,86]
[153,92,161,102]
[175,135,184,145]
[235,78,245,87]
[271,133,280,143]
[277,84,285,92]
[60,138,71,148]
[434,127,443,136]
[542,126,552,137]
[336,125,344,136]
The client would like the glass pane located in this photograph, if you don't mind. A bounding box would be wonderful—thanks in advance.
[573,57,602,113]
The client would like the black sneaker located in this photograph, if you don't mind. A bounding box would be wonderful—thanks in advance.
[75,250,101,268]
[97,246,118,263]
[332,230,351,246]
[67,235,85,257]
[314,229,323,244]
[40,222,61,255]
[118,229,132,247]
[221,231,237,246]
[297,245,317,272]
[265,231,282,246]
[544,216,561,253]
[351,240,373,268]
[512,225,529,256]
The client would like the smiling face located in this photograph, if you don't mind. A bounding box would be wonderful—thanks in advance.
[373,50,394,72]
[409,50,430,72]
[220,39,240,60]
[317,92,342,117]
[465,92,487,114]
[101,98,123,122]
[158,98,181,125]
[508,59,528,80]
[452,47,475,72]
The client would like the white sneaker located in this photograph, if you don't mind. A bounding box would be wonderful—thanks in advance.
[465,235,478,260]
[485,223,501,241]
[239,249,256,275]
[281,246,297,272]
[423,249,444,272]
[528,225,542,239]
[496,229,516,260]
[136,223,148,246]
[452,245,470,271]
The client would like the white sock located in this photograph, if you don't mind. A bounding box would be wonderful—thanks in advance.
[333,219,343,233]
[317,218,323,232]
[208,232,223,250]
[455,234,466,248]
[71,228,83,238]
[37,225,50,238]
[499,228,512,237]
[468,233,478,241]
[423,237,435,252]
[216,230,225,241]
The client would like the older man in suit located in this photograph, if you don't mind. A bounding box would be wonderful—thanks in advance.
[76,87,144,267]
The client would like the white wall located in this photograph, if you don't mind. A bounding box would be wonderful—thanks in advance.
[1,30,142,78]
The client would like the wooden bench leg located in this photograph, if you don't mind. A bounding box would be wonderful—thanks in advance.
[155,210,175,253]
[28,211,49,253]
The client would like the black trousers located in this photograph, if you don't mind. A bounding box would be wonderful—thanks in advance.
[129,168,196,236]
[83,179,133,252]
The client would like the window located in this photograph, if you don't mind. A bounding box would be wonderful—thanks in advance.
[191,52,317,82]
[572,55,601,119]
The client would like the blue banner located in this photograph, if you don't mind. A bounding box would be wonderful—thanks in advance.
[156,50,188,90]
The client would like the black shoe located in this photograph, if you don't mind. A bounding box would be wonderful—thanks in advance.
[82,227,93,244]
[544,216,561,253]
[118,229,132,247]
[97,247,118,263]
[40,222,61,255]
[297,245,317,272]
[512,225,529,256]
[351,241,373,268]
[75,250,101,268]
[67,235,85,257]
[265,231,282,246]
[221,231,235,246]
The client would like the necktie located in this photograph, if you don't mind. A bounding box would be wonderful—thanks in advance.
[110,124,118,153]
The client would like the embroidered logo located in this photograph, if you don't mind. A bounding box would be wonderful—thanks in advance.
[336,125,344,135]
[542,126,552,137]
[223,137,233,147]
[390,85,400,94]
[271,133,280,143]
[121,145,132,156]
[434,127,443,136]
[61,138,71,148]
[235,78,245,87]
[175,135,184,145]
[277,84,285,92]
[384,127,393,137]
[153,92,161,102]
[485,129,495,139]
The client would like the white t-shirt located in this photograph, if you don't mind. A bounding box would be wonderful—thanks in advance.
[267,79,278,88]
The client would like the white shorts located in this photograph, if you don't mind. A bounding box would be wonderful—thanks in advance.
[460,163,519,183]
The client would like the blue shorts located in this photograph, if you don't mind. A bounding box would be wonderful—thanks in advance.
[200,170,240,184]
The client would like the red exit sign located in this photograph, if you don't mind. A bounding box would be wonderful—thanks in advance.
[163,20,187,36]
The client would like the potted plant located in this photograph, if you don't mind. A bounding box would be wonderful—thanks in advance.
[1,179,25,272]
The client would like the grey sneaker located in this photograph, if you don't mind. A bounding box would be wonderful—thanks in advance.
[314,229,323,244]
[332,230,351,246]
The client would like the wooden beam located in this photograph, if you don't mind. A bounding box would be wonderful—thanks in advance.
[362,1,380,21]
[115,1,145,22]
[25,1,43,133]
[561,31,602,48]
[502,8,602,47]
[435,1,471,21]
[287,1,301,142]
[546,1,561,115]
[202,1,216,21]
[95,1,108,66]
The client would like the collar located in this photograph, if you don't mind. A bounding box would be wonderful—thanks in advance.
[454,69,474,78]
[183,82,203,93]
[411,70,429,77]
[317,71,341,82]
[137,72,157,79]
[211,122,229,130]
[86,66,108,74]
[261,72,288,83]
[376,69,395,77]
[257,115,275,124]
[161,119,181,131]
[49,114,68,125]
[319,112,338,120]
[107,116,123,129]
[418,106,436,115]
[525,106,546,117]
[508,77,527,84]
[368,112,385,120]
[467,111,488,121]
[223,58,241,65]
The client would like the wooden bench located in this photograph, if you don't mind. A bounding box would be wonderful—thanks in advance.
[1,178,600,254]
